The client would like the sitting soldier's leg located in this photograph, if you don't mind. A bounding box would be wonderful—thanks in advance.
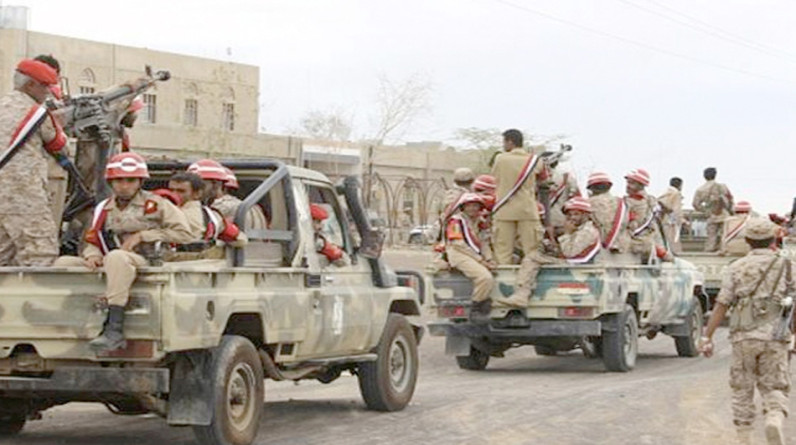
[448,250,495,320]
[503,250,562,307]
[52,256,86,267]
[89,250,147,352]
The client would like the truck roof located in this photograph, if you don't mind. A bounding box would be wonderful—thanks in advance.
[147,158,332,184]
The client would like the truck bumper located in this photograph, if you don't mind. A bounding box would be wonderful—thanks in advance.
[0,367,169,394]
[428,319,602,339]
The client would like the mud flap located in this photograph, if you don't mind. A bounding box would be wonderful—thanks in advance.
[167,351,213,426]
[446,335,471,356]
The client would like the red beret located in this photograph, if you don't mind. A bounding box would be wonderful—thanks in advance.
[310,204,328,221]
[16,59,59,86]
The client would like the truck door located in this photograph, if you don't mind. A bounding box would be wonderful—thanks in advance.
[306,183,374,355]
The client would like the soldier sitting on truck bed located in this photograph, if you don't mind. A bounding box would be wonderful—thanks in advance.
[187,159,269,230]
[502,196,602,308]
[624,168,672,262]
[53,152,193,352]
[586,172,630,253]
[720,201,753,257]
[311,203,350,267]
[445,193,498,320]
[166,172,247,261]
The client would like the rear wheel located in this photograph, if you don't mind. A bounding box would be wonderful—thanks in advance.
[358,314,419,411]
[456,346,490,370]
[0,400,26,437]
[675,297,704,357]
[602,305,638,372]
[193,335,264,445]
[580,336,603,359]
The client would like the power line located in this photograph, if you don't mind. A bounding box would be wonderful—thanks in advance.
[485,0,796,86]
[616,0,796,65]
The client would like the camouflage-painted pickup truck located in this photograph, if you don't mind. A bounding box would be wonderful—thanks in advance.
[0,160,423,445]
[427,255,707,372]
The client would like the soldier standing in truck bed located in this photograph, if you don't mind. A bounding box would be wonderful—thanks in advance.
[693,167,733,252]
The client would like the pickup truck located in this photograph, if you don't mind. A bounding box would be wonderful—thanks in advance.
[0,160,423,445]
[427,253,707,372]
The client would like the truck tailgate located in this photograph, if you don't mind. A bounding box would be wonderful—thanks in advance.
[0,268,163,360]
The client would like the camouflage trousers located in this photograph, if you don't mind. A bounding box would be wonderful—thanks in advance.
[54,250,147,306]
[447,249,494,303]
[0,213,58,267]
[705,221,722,252]
[730,339,791,426]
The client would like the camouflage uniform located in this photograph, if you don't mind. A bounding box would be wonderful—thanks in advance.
[715,230,793,444]
[721,214,752,257]
[505,220,601,307]
[445,212,495,303]
[547,169,581,230]
[490,148,546,264]
[693,180,733,252]
[212,193,269,230]
[626,191,664,260]
[0,90,65,266]
[54,191,193,306]
[589,192,630,253]
[164,200,247,261]
[658,186,684,254]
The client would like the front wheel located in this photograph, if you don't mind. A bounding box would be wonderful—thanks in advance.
[193,335,265,445]
[358,314,419,411]
[674,297,704,357]
[601,304,639,372]
[456,346,490,370]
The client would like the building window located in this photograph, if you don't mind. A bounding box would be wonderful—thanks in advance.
[222,103,235,131]
[78,68,96,96]
[183,99,198,126]
[142,94,157,124]
[79,86,95,95]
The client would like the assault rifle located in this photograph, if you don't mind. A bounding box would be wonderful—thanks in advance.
[56,66,171,222]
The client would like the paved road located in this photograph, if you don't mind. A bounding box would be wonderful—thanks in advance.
[5,249,795,445]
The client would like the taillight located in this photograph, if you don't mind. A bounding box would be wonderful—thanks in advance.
[438,305,468,318]
[558,307,594,319]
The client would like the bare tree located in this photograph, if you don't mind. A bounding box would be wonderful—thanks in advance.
[370,73,432,144]
[291,107,354,141]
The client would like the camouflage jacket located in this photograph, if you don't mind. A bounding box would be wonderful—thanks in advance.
[0,90,66,214]
[558,220,601,263]
[83,190,193,258]
[589,192,630,252]
[720,214,752,257]
[658,186,684,225]
[548,170,581,228]
[626,191,659,238]
[716,248,796,342]
[692,180,733,223]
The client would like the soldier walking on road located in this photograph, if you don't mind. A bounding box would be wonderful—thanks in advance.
[0,59,68,266]
[700,218,794,445]
[490,129,547,264]
[693,167,734,252]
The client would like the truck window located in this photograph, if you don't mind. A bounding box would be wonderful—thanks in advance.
[307,185,350,252]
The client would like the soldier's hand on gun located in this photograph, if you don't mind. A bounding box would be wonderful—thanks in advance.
[121,232,143,252]
[83,256,104,270]
[698,336,714,358]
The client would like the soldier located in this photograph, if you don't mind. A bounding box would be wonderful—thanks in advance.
[699,218,794,445]
[625,168,671,262]
[445,193,497,320]
[53,152,193,352]
[587,172,630,253]
[0,59,68,266]
[311,203,350,267]
[442,167,475,209]
[473,174,497,245]
[658,177,685,254]
[546,162,581,234]
[167,172,247,260]
[490,129,547,264]
[503,196,602,307]
[187,159,268,229]
[693,167,734,252]
[720,201,753,257]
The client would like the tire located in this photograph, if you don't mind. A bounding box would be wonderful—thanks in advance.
[675,297,704,357]
[580,336,603,359]
[193,335,265,445]
[601,304,639,372]
[534,345,558,356]
[358,314,419,411]
[0,399,26,437]
[456,346,490,370]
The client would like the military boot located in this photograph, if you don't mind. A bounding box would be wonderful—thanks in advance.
[735,426,753,445]
[469,299,492,324]
[764,411,785,445]
[89,305,127,353]
[500,289,530,308]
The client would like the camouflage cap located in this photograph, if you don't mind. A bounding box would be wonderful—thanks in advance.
[745,218,778,240]
[453,167,475,183]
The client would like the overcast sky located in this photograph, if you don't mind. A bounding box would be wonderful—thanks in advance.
[10,0,796,214]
